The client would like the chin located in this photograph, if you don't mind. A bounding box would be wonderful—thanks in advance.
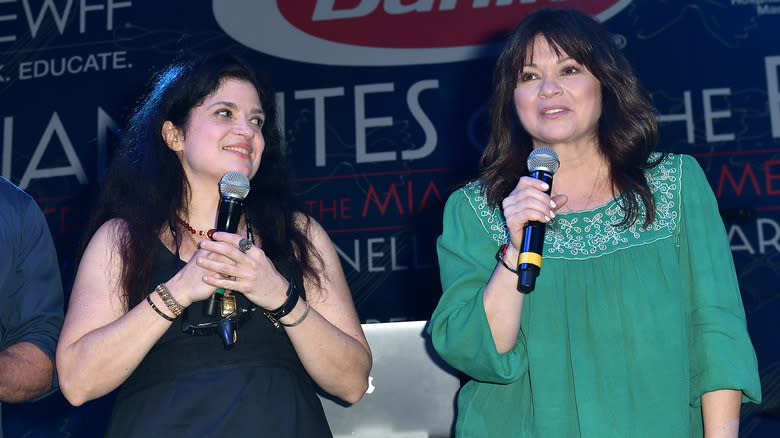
[224,167,251,177]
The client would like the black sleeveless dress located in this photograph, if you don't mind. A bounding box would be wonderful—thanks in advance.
[104,241,332,437]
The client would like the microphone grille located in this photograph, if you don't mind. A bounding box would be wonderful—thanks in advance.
[527,147,560,174]
[219,171,251,199]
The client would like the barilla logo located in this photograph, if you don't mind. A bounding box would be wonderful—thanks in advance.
[214,0,631,66]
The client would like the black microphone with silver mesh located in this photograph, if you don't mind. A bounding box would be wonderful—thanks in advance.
[517,147,560,293]
[216,171,250,234]
[207,171,250,349]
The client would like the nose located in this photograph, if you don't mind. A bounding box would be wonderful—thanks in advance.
[233,118,255,138]
[538,76,563,98]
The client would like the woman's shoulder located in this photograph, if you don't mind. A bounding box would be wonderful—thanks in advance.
[292,211,323,235]
[446,180,488,206]
[643,153,688,235]
[443,180,508,245]
[291,212,333,256]
[94,217,127,236]
[645,151,705,172]
[646,151,681,172]
[644,153,684,193]
[645,152,707,190]
[444,180,493,216]
[87,218,133,252]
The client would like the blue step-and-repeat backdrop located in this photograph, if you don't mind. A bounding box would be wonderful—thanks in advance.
[1,1,778,436]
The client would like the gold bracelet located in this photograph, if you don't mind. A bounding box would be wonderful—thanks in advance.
[281,300,310,328]
[155,283,184,317]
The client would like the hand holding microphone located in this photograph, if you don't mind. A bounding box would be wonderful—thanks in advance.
[516,147,560,293]
[206,171,251,349]
[501,147,561,293]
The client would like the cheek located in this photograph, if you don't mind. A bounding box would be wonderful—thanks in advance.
[255,133,265,154]
[588,87,603,122]
[253,137,265,164]
[584,79,602,107]
[513,88,535,126]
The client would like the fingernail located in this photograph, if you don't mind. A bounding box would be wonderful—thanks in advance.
[550,211,556,218]
[550,200,557,208]
[541,182,549,190]
[544,215,551,221]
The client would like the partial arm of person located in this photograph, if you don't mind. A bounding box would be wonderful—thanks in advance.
[0,191,64,402]
[486,176,565,353]
[56,220,220,406]
[200,218,372,404]
[0,342,53,402]
[427,181,563,383]
[677,155,761,431]
[701,389,742,438]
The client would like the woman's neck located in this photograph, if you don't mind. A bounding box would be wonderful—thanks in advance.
[548,145,613,212]
[179,177,223,230]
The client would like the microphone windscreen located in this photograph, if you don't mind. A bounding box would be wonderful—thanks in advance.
[527,147,560,175]
[219,171,250,199]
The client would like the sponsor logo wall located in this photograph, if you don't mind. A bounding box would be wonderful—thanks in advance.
[1,1,778,436]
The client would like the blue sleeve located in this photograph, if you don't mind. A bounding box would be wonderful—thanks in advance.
[0,185,64,390]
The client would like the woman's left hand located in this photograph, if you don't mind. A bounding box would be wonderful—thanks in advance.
[196,231,289,310]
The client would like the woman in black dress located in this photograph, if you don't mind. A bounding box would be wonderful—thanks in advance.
[56,53,372,437]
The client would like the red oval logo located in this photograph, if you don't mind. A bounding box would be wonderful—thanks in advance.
[213,1,630,66]
[280,0,629,48]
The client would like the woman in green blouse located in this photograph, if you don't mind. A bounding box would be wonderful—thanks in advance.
[428,8,760,438]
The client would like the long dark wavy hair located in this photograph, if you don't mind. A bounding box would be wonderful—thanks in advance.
[480,8,661,228]
[81,53,322,309]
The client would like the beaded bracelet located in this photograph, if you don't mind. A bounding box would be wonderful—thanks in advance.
[147,296,175,322]
[495,243,518,274]
[155,283,184,317]
[263,280,300,328]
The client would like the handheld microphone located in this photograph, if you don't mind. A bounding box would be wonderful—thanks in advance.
[206,171,250,348]
[517,147,560,293]
[216,171,251,233]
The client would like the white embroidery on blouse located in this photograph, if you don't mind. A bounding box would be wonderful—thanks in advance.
[462,153,682,260]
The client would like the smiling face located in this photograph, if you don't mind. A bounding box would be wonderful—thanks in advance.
[163,77,265,187]
[513,35,602,151]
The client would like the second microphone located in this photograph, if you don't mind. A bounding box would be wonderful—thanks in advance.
[516,147,560,293]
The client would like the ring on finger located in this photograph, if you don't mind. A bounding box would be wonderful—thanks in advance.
[238,237,253,253]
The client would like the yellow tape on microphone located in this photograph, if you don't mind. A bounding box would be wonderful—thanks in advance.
[518,252,542,268]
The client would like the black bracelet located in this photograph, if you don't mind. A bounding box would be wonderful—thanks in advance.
[495,243,518,274]
[264,280,300,328]
[147,296,175,322]
[281,300,310,328]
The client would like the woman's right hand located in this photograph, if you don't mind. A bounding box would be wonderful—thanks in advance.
[501,176,568,250]
[163,246,228,307]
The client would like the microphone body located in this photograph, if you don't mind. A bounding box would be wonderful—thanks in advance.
[517,147,560,293]
[216,195,243,234]
[205,172,251,349]
[205,193,245,317]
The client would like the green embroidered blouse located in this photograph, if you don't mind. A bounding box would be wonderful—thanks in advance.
[428,154,761,437]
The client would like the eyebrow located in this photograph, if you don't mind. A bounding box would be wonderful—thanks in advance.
[523,56,575,68]
[207,100,264,115]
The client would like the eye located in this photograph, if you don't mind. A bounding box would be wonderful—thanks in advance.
[250,116,264,128]
[519,71,539,82]
[561,65,580,75]
[216,109,232,118]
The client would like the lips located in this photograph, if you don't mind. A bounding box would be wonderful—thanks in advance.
[540,106,569,117]
[223,144,252,157]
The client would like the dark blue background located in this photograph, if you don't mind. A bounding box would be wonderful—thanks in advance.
[1,1,778,436]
